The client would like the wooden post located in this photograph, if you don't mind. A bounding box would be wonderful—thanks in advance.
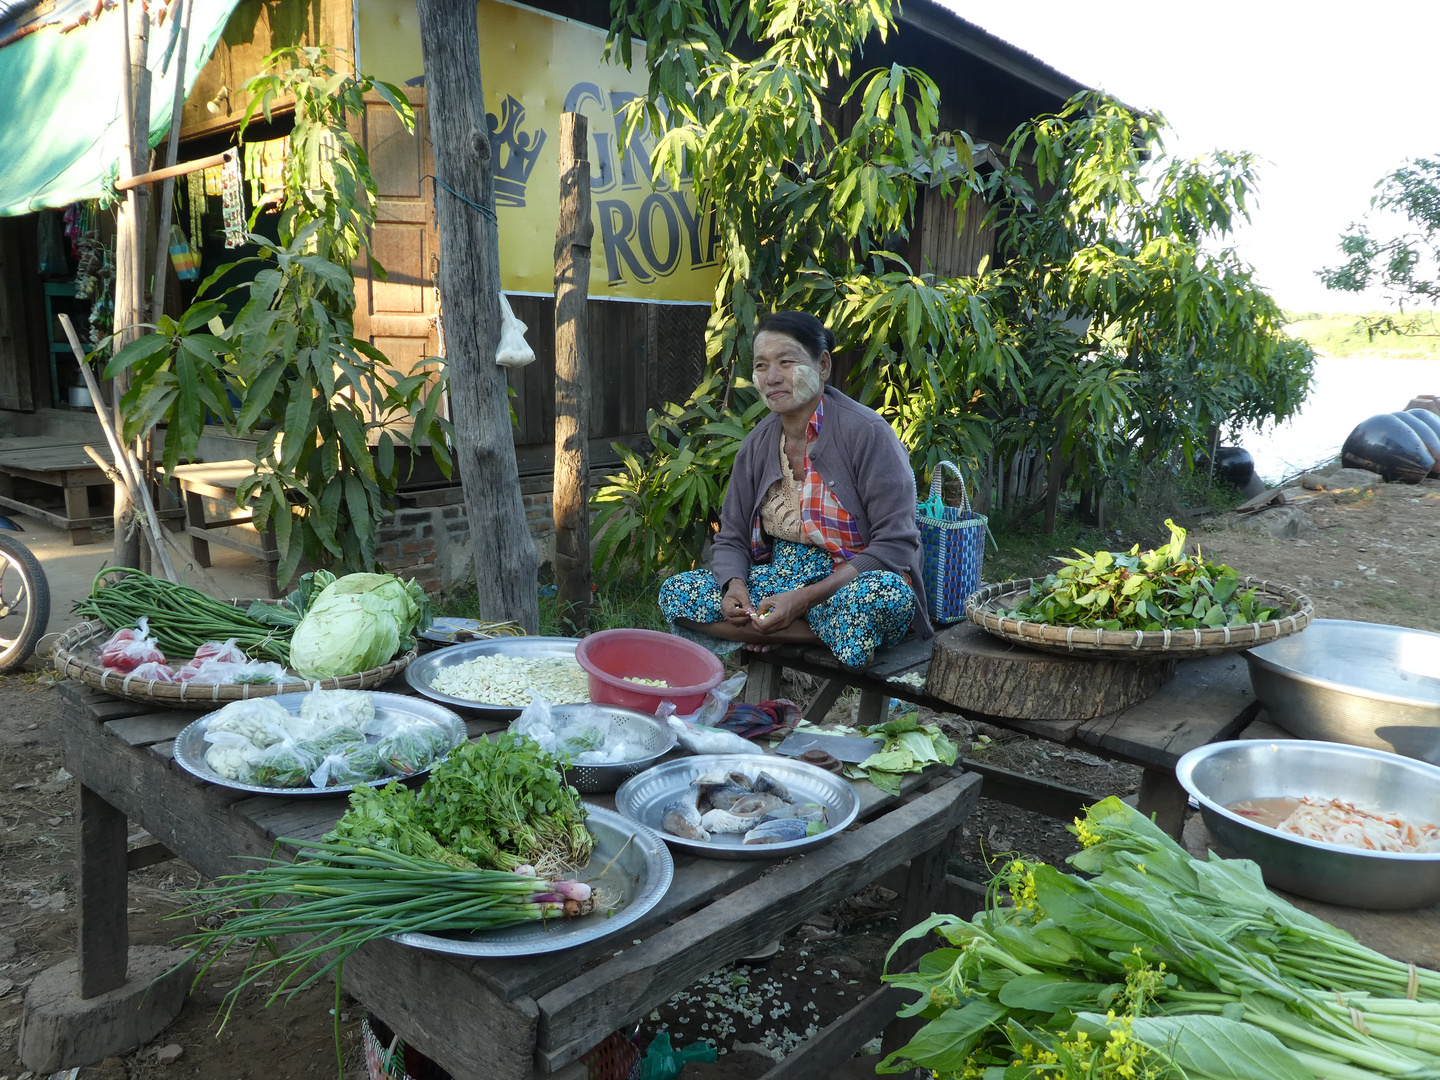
[552,113,593,628]
[113,0,151,571]
[148,0,191,325]
[414,0,539,632]
[77,785,129,997]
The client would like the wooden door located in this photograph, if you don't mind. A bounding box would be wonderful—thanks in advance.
[351,87,442,428]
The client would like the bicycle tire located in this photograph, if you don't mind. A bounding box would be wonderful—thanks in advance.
[0,531,49,673]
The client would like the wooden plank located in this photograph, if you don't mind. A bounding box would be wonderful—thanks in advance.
[1239,710,1292,742]
[756,985,912,1080]
[56,710,279,882]
[942,873,989,920]
[478,768,947,1002]
[1136,768,1189,839]
[0,491,108,531]
[926,621,1176,720]
[105,713,194,748]
[60,682,153,723]
[802,679,845,723]
[1076,653,1259,768]
[77,784,130,997]
[126,842,176,871]
[742,656,785,703]
[534,773,982,1070]
[344,940,541,1080]
[959,758,1096,821]
[240,796,349,846]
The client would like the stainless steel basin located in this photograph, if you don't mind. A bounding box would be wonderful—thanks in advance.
[1245,619,1440,762]
[1176,739,1440,909]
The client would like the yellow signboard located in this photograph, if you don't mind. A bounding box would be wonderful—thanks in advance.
[358,0,718,304]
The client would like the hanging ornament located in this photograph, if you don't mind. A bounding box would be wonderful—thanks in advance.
[220,151,245,249]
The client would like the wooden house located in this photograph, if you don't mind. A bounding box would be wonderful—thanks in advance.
[0,0,1084,572]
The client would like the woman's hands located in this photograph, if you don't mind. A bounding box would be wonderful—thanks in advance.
[751,589,809,633]
[721,579,754,626]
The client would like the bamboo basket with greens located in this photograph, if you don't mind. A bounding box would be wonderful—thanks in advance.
[967,520,1312,656]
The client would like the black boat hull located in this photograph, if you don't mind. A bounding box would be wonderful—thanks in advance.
[1394,412,1440,477]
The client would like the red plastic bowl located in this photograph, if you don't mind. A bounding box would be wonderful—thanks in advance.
[575,629,725,714]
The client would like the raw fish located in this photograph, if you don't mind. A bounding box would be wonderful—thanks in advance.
[728,794,796,819]
[700,808,759,834]
[743,817,809,844]
[752,771,792,800]
[661,782,709,841]
[703,784,755,811]
[792,802,827,823]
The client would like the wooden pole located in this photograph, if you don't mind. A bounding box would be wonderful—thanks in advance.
[114,0,151,571]
[414,0,539,632]
[552,113,593,628]
[148,0,192,325]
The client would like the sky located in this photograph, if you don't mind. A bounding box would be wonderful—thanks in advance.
[934,0,1440,315]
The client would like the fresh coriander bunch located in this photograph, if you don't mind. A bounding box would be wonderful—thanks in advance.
[1002,519,1278,632]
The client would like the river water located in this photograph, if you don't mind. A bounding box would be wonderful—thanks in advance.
[1239,355,1440,483]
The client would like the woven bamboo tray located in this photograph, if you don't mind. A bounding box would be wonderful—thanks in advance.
[965,576,1313,657]
[50,619,416,706]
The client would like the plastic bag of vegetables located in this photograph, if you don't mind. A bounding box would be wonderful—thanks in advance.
[203,732,265,782]
[249,741,322,788]
[376,718,461,776]
[309,742,386,788]
[203,698,292,748]
[288,574,431,679]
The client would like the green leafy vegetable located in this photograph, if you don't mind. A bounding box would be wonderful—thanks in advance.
[1002,519,1281,632]
[288,572,430,678]
[878,797,1440,1079]
[841,714,957,795]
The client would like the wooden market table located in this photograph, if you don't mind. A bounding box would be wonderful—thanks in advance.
[743,623,1260,837]
[52,678,981,1080]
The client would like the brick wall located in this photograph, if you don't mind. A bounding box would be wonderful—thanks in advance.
[376,475,565,594]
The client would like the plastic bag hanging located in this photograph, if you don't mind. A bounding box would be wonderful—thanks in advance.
[495,293,535,368]
[219,151,245,249]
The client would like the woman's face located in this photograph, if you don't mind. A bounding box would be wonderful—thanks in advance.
[752,331,831,417]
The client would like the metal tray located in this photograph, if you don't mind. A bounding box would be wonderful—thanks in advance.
[615,754,860,860]
[392,805,674,957]
[173,692,466,797]
[405,636,584,719]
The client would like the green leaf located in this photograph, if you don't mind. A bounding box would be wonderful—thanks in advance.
[996,974,1111,1012]
[876,999,1008,1074]
[1076,1013,1312,1080]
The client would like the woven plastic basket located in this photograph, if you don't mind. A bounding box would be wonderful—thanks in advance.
[50,619,416,707]
[966,576,1313,657]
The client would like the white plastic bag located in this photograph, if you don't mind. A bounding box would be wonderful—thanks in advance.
[511,696,624,762]
[495,293,535,368]
[658,673,763,756]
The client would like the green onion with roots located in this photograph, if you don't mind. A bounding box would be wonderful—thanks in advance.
[173,838,597,1059]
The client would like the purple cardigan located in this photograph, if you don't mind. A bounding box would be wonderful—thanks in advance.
[710,386,933,640]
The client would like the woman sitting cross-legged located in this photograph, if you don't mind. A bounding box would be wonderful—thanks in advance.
[658,311,932,668]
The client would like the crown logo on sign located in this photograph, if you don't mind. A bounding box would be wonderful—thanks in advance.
[486,96,546,208]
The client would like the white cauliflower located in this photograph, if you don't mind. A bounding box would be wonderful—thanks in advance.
[204,699,292,748]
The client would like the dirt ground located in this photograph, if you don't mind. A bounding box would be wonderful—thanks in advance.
[0,474,1434,1080]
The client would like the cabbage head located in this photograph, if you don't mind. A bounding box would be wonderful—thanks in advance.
[289,573,429,679]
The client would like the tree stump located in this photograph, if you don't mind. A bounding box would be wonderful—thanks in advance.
[925,621,1176,721]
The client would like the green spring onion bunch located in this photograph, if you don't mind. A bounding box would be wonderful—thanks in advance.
[880,798,1440,1080]
[1002,520,1280,633]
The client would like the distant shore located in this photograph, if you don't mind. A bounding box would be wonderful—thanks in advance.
[1285,311,1440,361]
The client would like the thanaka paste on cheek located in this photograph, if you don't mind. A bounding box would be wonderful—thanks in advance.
[790,362,822,402]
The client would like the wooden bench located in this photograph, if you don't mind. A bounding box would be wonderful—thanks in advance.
[0,439,115,543]
[169,460,280,595]
[741,626,1259,838]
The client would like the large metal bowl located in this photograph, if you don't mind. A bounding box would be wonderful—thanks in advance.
[405,637,583,719]
[1245,619,1440,761]
[517,704,678,793]
[615,754,860,860]
[1176,739,1440,909]
[391,805,673,957]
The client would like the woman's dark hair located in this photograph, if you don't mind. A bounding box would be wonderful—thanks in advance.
[756,311,835,362]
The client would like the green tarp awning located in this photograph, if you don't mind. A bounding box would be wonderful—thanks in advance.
[0,0,240,216]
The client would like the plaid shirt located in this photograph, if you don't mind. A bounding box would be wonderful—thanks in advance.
[750,398,864,564]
